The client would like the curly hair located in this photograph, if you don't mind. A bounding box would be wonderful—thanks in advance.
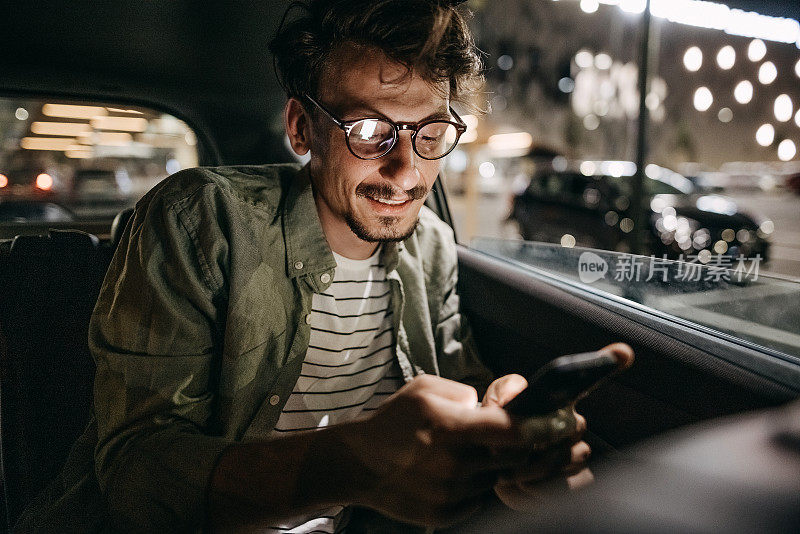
[268,0,483,106]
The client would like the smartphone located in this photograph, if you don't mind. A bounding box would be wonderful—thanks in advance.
[503,350,623,417]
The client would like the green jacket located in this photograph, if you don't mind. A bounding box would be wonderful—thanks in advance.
[17,163,492,533]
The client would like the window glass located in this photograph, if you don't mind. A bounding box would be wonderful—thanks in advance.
[0,98,198,233]
[473,237,800,360]
[448,0,799,281]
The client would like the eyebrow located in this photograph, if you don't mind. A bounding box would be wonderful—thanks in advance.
[341,103,452,123]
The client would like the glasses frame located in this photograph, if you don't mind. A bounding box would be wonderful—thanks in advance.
[303,94,468,161]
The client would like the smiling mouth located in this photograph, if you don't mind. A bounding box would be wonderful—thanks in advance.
[370,197,410,205]
[363,195,414,213]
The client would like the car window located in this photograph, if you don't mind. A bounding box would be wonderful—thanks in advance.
[473,237,800,361]
[445,0,800,360]
[0,97,198,233]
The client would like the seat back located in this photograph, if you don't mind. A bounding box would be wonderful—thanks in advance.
[0,230,114,529]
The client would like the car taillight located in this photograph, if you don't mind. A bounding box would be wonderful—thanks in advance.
[36,173,53,190]
[0,174,7,188]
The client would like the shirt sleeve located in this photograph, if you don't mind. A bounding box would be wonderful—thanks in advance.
[90,180,233,531]
[432,232,495,398]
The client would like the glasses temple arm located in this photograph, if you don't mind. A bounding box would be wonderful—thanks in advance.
[449,107,468,131]
[304,94,346,130]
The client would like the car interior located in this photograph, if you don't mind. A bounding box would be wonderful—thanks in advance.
[1,1,799,532]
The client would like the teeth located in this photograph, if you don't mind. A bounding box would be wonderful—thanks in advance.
[373,197,407,205]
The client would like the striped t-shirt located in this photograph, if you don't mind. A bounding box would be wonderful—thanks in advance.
[265,246,404,533]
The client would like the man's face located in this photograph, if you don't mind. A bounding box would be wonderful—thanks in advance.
[305,45,449,244]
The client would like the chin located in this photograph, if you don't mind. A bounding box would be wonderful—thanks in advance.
[346,213,419,243]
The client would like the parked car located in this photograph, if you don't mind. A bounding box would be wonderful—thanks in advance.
[510,163,772,261]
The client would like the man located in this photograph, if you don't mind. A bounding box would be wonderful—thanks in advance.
[18,1,598,532]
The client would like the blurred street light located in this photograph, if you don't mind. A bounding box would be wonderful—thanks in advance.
[758,61,778,84]
[777,139,797,161]
[747,39,767,61]
[580,0,599,14]
[774,94,793,122]
[683,46,703,71]
[693,87,713,111]
[716,46,736,69]
[733,80,754,104]
[756,123,775,146]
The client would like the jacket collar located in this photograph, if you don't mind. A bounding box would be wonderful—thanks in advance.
[282,165,337,278]
[282,165,402,278]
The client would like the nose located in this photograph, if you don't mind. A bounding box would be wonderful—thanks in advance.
[379,131,421,192]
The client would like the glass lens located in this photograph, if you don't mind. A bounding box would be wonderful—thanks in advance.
[415,122,459,159]
[347,119,395,158]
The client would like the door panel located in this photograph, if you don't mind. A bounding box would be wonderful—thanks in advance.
[457,245,799,450]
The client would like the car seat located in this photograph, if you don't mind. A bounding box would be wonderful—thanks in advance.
[0,229,115,530]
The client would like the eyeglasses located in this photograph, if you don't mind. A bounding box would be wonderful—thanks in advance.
[303,94,467,161]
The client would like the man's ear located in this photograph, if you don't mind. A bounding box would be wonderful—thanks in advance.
[285,97,312,156]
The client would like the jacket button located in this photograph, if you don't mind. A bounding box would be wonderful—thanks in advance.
[294,261,304,270]
[320,273,331,284]
[269,394,280,406]
[305,313,312,324]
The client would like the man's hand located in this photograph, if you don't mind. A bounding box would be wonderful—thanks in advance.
[483,343,634,511]
[481,373,592,510]
[346,374,529,527]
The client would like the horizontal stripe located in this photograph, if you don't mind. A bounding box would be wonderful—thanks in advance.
[311,307,390,319]
[307,327,392,353]
[318,290,391,301]
[309,325,379,335]
[267,528,335,534]
[280,397,373,413]
[299,357,394,379]
[272,425,329,433]
[331,278,388,284]
[301,343,393,368]
[307,343,369,353]
[292,372,390,395]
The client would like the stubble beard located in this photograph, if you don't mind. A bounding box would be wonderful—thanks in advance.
[345,212,420,243]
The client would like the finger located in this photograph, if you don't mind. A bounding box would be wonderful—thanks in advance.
[505,440,591,483]
[562,441,592,477]
[408,374,479,407]
[600,342,635,370]
[518,408,578,448]
[574,412,587,436]
[497,444,573,484]
[566,467,595,490]
[433,400,527,448]
[571,440,591,463]
[481,374,528,408]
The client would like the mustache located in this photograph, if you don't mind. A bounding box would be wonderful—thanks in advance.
[356,183,428,201]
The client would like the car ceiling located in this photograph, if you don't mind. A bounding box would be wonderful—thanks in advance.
[3,1,294,165]
[3,1,799,164]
